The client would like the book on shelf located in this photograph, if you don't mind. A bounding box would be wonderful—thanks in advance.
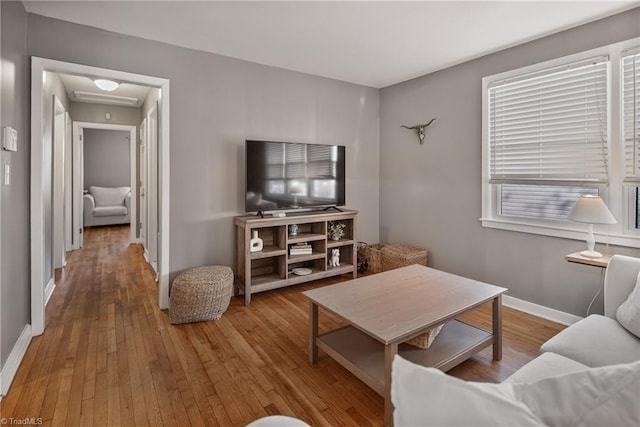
[290,243,312,255]
[290,249,313,255]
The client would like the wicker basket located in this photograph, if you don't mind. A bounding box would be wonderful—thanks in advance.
[363,243,386,273]
[406,324,444,349]
[170,265,234,324]
[356,242,369,273]
[381,244,428,271]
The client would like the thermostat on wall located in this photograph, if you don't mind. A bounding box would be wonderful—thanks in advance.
[2,126,18,152]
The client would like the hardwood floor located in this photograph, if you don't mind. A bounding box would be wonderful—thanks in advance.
[0,225,565,426]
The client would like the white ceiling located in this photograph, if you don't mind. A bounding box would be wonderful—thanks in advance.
[58,73,151,107]
[25,1,638,88]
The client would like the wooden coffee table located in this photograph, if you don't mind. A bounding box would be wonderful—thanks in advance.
[302,264,507,427]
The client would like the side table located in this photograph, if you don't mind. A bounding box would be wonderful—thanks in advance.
[565,252,612,268]
[565,251,612,316]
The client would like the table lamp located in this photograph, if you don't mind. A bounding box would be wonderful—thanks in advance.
[568,195,617,258]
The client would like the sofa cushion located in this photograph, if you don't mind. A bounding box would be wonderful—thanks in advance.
[541,314,640,367]
[504,352,588,384]
[392,355,640,427]
[604,255,640,318]
[616,272,640,338]
[392,356,544,426]
[90,186,130,207]
[511,360,640,427]
[93,206,128,217]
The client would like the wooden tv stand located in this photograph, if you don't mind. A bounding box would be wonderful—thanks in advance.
[235,209,358,305]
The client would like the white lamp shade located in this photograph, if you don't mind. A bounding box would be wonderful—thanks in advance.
[94,79,119,91]
[568,195,617,224]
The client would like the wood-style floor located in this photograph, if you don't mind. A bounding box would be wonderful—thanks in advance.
[0,225,565,426]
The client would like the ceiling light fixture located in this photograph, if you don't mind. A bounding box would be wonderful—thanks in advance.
[94,79,120,91]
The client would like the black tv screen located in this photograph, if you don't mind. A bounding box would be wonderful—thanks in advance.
[245,140,346,212]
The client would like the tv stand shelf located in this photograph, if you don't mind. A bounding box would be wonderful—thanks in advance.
[235,209,358,305]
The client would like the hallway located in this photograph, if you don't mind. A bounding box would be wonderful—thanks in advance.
[1,226,162,425]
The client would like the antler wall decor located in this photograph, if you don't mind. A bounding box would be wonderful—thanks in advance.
[401,118,436,144]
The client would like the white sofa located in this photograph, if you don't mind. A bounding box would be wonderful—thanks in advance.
[83,186,131,227]
[391,254,640,426]
[506,254,640,383]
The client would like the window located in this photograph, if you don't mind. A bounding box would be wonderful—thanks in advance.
[482,40,640,248]
[636,187,640,229]
[623,48,640,231]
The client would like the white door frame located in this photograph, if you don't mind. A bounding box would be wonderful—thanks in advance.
[31,57,171,335]
[145,105,159,272]
[52,96,66,270]
[74,122,138,245]
[64,112,73,251]
[72,125,83,250]
[139,119,147,250]
[0,3,4,398]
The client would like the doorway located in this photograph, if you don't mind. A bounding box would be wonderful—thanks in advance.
[72,123,138,248]
[30,57,171,336]
[142,104,159,273]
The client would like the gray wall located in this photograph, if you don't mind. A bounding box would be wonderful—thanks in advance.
[27,13,380,279]
[1,0,28,367]
[69,102,141,128]
[83,128,130,189]
[379,8,640,317]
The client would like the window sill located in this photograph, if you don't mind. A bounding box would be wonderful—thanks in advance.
[480,217,640,249]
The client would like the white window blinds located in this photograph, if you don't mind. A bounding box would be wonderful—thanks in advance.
[500,184,597,220]
[488,56,609,185]
[623,48,640,182]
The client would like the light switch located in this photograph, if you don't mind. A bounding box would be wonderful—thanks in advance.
[105,112,111,120]
[3,126,18,152]
[4,164,10,186]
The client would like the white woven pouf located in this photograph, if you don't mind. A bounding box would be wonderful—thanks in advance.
[170,265,234,324]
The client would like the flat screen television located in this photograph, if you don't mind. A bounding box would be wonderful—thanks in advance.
[245,140,346,213]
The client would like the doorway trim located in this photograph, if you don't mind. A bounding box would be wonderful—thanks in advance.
[52,95,66,270]
[31,57,171,336]
[73,122,138,246]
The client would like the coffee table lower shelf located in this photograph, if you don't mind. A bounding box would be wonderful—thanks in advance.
[316,320,492,396]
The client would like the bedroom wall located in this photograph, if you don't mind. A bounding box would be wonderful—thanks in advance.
[83,129,130,189]
[27,13,380,279]
[0,0,28,369]
[379,8,640,317]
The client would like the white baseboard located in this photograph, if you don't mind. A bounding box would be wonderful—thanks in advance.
[142,249,158,280]
[502,295,582,326]
[0,324,32,397]
[44,278,56,306]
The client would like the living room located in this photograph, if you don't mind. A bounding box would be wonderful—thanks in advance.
[1,1,639,426]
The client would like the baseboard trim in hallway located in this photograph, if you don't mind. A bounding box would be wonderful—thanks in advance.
[0,324,32,396]
[44,278,55,306]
